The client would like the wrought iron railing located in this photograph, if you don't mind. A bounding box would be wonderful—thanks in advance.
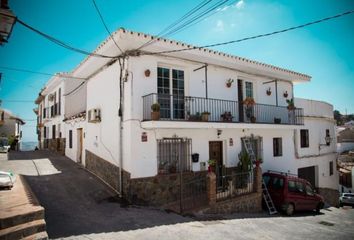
[216,170,255,201]
[142,93,304,125]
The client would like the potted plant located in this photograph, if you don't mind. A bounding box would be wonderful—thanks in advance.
[188,112,202,121]
[250,116,256,123]
[274,117,281,124]
[242,97,255,107]
[221,111,233,122]
[226,78,234,88]
[266,87,272,96]
[286,98,295,110]
[151,103,160,120]
[283,91,288,98]
[208,159,216,173]
[201,111,210,122]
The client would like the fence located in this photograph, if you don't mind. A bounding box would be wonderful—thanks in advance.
[216,170,255,201]
[143,93,304,125]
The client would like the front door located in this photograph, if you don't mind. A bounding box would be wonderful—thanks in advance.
[298,166,316,188]
[77,128,83,164]
[209,141,223,187]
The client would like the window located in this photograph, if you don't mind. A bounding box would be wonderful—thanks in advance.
[271,177,284,190]
[273,138,282,157]
[157,138,191,174]
[157,67,185,119]
[300,129,309,148]
[329,161,333,176]
[52,125,56,139]
[43,107,46,118]
[69,130,73,148]
[245,82,253,98]
[43,126,46,139]
[326,129,330,146]
[0,111,4,121]
[58,88,61,115]
[305,184,314,196]
[288,180,305,193]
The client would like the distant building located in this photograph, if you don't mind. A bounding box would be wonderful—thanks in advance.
[0,108,25,149]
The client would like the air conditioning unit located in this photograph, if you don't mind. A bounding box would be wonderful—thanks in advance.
[88,108,101,123]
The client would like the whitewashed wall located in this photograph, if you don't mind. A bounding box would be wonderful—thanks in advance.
[85,61,121,168]
[65,120,86,164]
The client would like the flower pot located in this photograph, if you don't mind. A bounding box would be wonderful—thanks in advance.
[226,82,232,88]
[201,113,210,122]
[274,118,281,124]
[283,91,288,98]
[144,69,151,77]
[266,90,272,96]
[151,111,160,120]
[250,116,256,123]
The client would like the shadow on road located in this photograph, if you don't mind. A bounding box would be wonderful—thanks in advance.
[6,151,192,238]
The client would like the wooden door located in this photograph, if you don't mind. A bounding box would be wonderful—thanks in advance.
[77,128,83,164]
[209,141,223,187]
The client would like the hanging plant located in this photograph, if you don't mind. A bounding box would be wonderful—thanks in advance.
[283,91,288,98]
[286,98,295,110]
[226,78,234,88]
[242,97,256,107]
[266,87,272,96]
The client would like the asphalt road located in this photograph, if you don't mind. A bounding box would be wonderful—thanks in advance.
[1,150,354,240]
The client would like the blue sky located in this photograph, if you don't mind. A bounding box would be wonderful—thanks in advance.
[1,0,353,142]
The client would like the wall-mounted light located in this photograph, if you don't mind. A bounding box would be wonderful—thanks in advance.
[0,1,16,45]
[217,129,222,138]
[319,134,332,149]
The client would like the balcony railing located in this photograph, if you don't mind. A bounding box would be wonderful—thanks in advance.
[142,93,303,125]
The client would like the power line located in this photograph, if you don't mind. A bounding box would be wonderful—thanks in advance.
[1,100,34,103]
[92,0,123,53]
[0,66,87,80]
[136,0,213,50]
[63,81,86,96]
[15,18,118,59]
[144,9,354,56]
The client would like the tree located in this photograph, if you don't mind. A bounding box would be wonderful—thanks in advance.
[334,110,343,125]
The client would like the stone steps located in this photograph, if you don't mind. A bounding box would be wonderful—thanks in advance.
[22,231,48,240]
[0,219,46,240]
[0,206,44,230]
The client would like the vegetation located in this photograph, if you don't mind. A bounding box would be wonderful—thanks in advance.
[334,110,354,126]
[151,103,160,112]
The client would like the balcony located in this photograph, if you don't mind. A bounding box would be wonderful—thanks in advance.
[142,93,304,125]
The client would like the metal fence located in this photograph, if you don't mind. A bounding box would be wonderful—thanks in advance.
[143,93,304,125]
[216,170,255,201]
[180,175,208,212]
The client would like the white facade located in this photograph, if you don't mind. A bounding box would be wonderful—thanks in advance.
[53,29,338,195]
[0,109,25,139]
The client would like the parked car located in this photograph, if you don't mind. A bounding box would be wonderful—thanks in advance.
[0,137,10,153]
[0,171,16,189]
[339,193,354,207]
[263,171,324,216]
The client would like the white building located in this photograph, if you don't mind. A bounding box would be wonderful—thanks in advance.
[38,29,339,207]
[0,108,25,149]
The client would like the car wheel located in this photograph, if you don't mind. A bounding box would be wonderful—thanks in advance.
[285,203,294,216]
[316,203,323,213]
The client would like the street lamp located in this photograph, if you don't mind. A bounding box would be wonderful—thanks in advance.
[0,0,16,45]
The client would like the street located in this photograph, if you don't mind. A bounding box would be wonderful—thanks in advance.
[1,150,354,240]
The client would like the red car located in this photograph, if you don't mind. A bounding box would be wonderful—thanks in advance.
[263,171,325,216]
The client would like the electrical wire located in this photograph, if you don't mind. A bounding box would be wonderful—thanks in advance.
[92,0,123,53]
[0,66,87,80]
[63,81,86,96]
[136,0,213,50]
[144,9,354,56]
[16,18,118,59]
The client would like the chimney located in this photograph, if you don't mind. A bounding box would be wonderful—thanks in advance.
[1,0,9,9]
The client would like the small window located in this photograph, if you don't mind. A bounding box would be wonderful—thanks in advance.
[329,161,333,176]
[288,180,297,192]
[245,82,253,98]
[273,138,282,157]
[300,129,309,148]
[43,126,46,139]
[52,125,56,139]
[326,129,330,146]
[69,130,73,149]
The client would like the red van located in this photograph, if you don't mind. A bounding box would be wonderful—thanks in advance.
[263,171,324,216]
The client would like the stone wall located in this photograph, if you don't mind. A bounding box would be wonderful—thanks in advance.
[202,192,262,214]
[317,187,339,207]
[43,138,65,155]
[127,171,208,207]
[85,150,130,192]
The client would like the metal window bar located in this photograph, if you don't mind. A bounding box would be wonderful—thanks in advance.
[216,170,255,201]
[157,138,192,174]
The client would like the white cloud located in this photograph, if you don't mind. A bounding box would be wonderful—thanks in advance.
[215,20,225,31]
[234,0,245,10]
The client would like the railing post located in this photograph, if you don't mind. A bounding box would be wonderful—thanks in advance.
[207,172,216,205]
[254,165,262,193]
